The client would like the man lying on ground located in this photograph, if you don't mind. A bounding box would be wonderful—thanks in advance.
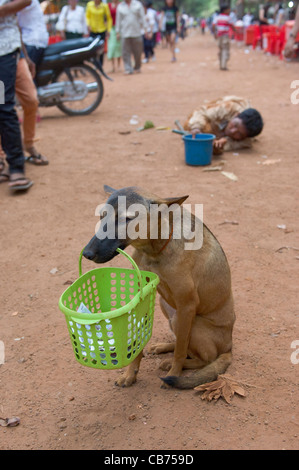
[183,96,264,155]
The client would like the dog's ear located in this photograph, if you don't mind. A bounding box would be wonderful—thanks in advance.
[156,195,189,206]
[103,185,117,195]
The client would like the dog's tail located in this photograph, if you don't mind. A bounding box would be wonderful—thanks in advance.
[160,352,232,390]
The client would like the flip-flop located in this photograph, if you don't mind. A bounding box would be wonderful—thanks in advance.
[25,154,49,166]
[0,172,9,184]
[0,157,5,173]
[9,177,33,192]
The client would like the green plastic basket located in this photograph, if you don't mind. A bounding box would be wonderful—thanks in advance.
[59,248,160,370]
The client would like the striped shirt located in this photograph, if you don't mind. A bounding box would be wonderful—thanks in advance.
[213,13,233,37]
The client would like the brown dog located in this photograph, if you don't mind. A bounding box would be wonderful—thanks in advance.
[83,186,235,389]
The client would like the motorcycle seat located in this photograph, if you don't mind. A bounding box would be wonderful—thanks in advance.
[44,37,95,57]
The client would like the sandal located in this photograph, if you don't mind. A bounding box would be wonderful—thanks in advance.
[0,157,5,174]
[25,154,49,166]
[8,176,33,192]
[0,172,9,184]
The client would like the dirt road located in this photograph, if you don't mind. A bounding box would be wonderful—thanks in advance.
[0,30,298,450]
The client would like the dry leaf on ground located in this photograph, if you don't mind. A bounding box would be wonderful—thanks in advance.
[221,171,238,181]
[194,374,246,404]
[203,165,224,172]
[262,159,281,165]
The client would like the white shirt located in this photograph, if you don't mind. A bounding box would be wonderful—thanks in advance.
[0,0,21,56]
[17,0,49,48]
[56,5,88,35]
[147,7,158,33]
[115,0,145,38]
[242,14,253,27]
[143,10,154,35]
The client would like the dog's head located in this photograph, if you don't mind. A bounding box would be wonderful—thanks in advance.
[83,185,188,264]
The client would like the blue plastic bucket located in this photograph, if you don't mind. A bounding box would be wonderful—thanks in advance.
[183,134,215,166]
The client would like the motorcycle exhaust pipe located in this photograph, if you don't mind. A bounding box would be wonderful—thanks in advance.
[86,82,99,92]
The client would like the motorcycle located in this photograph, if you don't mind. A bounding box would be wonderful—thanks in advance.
[36,37,112,116]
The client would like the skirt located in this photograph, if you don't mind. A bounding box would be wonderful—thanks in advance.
[107,26,122,59]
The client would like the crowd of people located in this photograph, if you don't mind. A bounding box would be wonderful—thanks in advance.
[0,0,298,194]
[205,2,299,71]
[0,0,194,193]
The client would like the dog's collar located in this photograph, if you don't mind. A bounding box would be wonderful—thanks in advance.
[158,224,174,254]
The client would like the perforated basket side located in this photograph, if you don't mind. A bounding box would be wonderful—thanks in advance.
[65,284,157,369]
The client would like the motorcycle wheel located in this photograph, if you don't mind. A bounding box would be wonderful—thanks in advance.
[54,63,104,116]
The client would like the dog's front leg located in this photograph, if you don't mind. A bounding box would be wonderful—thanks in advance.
[162,290,198,381]
[115,350,144,387]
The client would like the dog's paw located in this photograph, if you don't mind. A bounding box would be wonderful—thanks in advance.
[159,358,173,371]
[149,344,165,355]
[115,372,137,388]
[148,342,175,355]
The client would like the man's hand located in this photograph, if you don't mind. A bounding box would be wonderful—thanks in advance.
[213,137,227,154]
[191,128,201,138]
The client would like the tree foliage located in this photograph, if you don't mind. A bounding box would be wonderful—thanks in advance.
[154,0,219,17]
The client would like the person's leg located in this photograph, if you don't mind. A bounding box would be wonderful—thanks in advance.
[122,37,133,74]
[169,31,176,61]
[219,35,230,70]
[131,36,143,71]
[15,59,37,151]
[224,36,230,68]
[15,58,48,164]
[0,52,32,190]
[219,36,224,69]
[143,35,150,62]
[98,31,106,66]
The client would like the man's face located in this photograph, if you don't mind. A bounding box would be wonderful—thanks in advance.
[225,117,248,141]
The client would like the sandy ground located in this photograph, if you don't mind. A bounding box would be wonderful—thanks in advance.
[0,30,298,451]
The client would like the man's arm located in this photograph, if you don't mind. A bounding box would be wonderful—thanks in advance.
[284,5,299,58]
[0,0,31,17]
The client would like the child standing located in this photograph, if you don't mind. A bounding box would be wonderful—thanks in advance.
[212,5,235,71]
[159,0,179,62]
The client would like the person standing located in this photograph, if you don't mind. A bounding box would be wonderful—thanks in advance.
[17,0,49,68]
[143,1,155,63]
[159,0,179,63]
[115,0,145,75]
[16,0,49,165]
[56,0,88,40]
[107,0,122,72]
[200,17,206,34]
[284,3,299,58]
[86,0,112,65]
[212,5,235,71]
[145,1,158,59]
[0,0,33,192]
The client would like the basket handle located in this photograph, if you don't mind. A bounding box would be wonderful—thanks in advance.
[78,247,144,300]
[116,248,144,300]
